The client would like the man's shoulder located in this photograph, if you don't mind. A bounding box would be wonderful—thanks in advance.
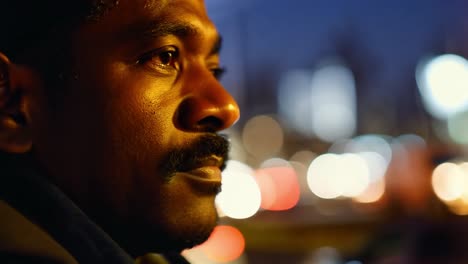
[0,200,78,264]
[0,201,187,264]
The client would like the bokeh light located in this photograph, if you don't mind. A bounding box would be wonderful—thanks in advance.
[458,163,468,202]
[447,110,468,144]
[339,154,370,198]
[303,247,342,264]
[255,158,300,211]
[307,153,370,199]
[432,162,465,202]
[278,62,357,142]
[242,115,284,159]
[227,130,248,163]
[309,63,357,142]
[357,152,388,183]
[353,177,385,203]
[431,162,468,215]
[343,134,393,166]
[307,153,343,199]
[416,53,468,119]
[217,161,261,219]
[191,225,245,263]
[290,150,317,166]
[289,151,319,205]
[278,69,316,136]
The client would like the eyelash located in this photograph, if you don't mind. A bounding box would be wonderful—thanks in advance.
[136,46,226,80]
[136,46,180,73]
[211,67,226,80]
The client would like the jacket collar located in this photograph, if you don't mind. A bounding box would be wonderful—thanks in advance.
[0,155,135,264]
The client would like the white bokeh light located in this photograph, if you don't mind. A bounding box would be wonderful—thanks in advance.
[340,153,370,197]
[278,70,316,136]
[310,63,357,142]
[278,61,357,141]
[216,161,261,219]
[448,111,468,144]
[344,134,393,166]
[307,154,343,199]
[416,54,468,119]
[307,153,370,199]
[357,152,388,182]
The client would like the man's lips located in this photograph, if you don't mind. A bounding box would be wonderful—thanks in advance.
[178,155,224,183]
[179,166,222,183]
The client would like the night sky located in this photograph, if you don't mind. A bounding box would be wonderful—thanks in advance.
[206,0,468,113]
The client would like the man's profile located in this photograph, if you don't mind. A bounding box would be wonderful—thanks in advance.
[0,0,240,263]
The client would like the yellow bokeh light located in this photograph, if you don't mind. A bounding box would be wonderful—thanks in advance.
[242,115,284,159]
[353,177,385,203]
[431,162,465,202]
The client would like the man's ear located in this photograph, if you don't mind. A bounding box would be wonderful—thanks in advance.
[0,52,33,153]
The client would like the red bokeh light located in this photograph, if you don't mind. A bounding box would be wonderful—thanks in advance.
[255,166,300,211]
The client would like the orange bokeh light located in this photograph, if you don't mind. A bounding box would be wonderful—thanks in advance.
[197,225,245,263]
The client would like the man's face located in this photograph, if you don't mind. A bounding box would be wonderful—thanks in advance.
[29,0,239,253]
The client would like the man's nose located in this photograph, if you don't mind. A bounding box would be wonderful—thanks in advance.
[175,79,240,132]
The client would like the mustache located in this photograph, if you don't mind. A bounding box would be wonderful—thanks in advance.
[161,134,230,178]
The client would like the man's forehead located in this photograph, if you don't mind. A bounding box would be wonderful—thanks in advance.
[87,0,168,21]
[87,0,121,20]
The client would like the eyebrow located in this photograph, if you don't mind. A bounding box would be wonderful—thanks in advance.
[211,35,222,56]
[122,19,222,55]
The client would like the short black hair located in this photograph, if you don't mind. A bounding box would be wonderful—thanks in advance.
[0,0,120,110]
[0,0,119,61]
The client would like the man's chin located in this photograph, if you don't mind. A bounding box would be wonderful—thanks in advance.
[128,216,218,256]
[172,228,213,251]
[163,217,217,252]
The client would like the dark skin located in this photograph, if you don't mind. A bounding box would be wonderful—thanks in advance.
[0,0,240,258]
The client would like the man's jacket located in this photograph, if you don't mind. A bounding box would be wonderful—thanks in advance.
[0,154,186,264]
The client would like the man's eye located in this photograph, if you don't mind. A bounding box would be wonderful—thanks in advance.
[211,67,226,80]
[137,47,180,72]
[158,51,177,67]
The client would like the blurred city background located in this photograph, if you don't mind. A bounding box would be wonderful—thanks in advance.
[184,1,468,263]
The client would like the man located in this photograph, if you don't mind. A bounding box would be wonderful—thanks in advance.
[0,0,240,263]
